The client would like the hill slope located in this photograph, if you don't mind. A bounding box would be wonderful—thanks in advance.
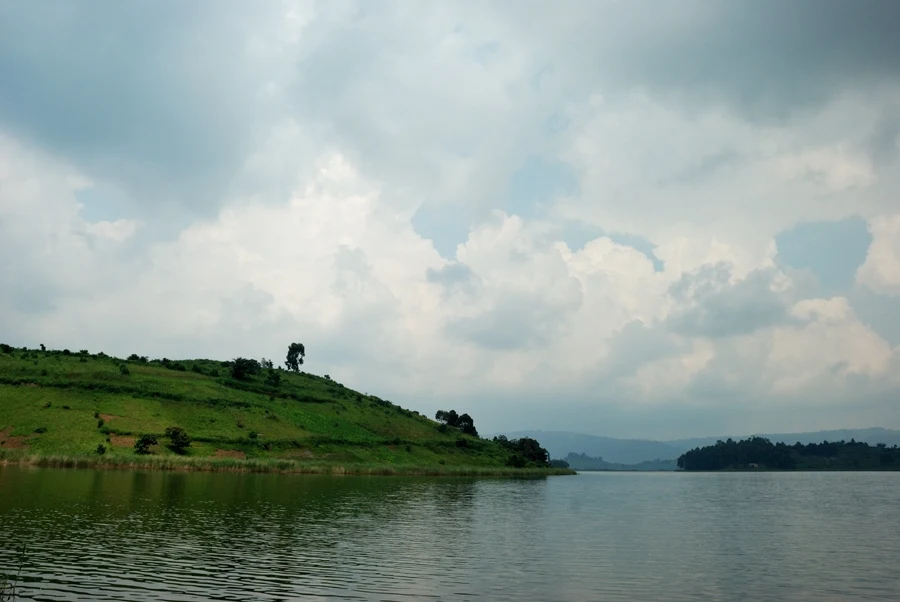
[0,346,565,475]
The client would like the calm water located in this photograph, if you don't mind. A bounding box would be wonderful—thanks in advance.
[1,468,898,601]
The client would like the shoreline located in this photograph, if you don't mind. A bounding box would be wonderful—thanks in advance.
[0,450,576,477]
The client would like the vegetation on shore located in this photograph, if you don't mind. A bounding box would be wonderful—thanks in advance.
[0,343,572,476]
[678,436,900,471]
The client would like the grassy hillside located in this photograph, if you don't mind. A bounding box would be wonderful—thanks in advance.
[0,345,570,475]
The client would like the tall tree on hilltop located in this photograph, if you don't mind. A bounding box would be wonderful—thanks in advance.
[285,342,306,372]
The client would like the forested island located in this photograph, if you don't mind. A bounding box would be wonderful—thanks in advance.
[0,343,571,476]
[678,436,900,471]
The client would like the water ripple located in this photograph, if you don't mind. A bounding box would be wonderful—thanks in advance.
[1,469,899,600]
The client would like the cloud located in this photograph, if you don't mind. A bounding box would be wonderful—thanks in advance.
[857,214,900,296]
[1,2,899,439]
[666,265,793,338]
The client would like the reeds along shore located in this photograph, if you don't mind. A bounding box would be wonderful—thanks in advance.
[0,450,575,477]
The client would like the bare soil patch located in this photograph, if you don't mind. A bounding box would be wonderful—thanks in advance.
[99,414,118,421]
[110,435,136,447]
[214,449,246,459]
[0,428,29,449]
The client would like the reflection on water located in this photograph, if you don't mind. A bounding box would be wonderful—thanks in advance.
[1,468,899,601]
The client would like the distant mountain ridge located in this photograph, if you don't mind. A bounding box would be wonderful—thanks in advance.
[499,428,900,464]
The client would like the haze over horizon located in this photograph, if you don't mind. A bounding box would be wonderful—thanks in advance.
[2,1,899,440]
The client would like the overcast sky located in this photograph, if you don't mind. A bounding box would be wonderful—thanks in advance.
[2,1,899,439]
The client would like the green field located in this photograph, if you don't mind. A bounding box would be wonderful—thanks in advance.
[0,346,571,476]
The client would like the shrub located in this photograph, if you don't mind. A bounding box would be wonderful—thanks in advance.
[455,438,468,448]
[62,405,70,410]
[40,369,47,376]
[265,369,282,387]
[95,444,107,455]
[62,349,71,355]
[134,434,158,455]
[0,343,12,353]
[164,426,191,454]
[42,401,51,409]
[40,344,46,351]
[231,357,262,380]
[33,427,47,434]
[79,357,87,363]
[405,445,412,453]
[191,364,204,374]
[94,411,100,418]
[248,431,258,439]
[119,364,130,376]
[97,418,105,429]
[79,349,89,355]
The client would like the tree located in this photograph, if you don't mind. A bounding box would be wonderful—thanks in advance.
[285,342,305,372]
[231,357,262,380]
[435,409,459,428]
[164,427,191,454]
[134,434,158,455]
[457,413,478,437]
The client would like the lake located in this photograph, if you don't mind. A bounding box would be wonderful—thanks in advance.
[1,468,898,601]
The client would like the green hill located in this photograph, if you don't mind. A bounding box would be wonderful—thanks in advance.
[0,345,570,476]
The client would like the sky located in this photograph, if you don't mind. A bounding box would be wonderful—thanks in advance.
[1,1,899,440]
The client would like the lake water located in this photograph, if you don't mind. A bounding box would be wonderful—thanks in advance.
[1,468,898,601]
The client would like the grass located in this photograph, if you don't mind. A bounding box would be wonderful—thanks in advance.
[0,347,573,476]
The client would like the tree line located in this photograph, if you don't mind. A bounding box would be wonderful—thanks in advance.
[677,436,900,470]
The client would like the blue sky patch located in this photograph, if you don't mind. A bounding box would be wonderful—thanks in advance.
[775,217,871,295]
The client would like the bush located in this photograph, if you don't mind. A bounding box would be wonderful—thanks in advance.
[0,343,13,353]
[164,426,191,454]
[97,418,105,429]
[94,411,100,418]
[42,401,51,409]
[248,431,258,439]
[40,369,48,377]
[95,444,107,455]
[134,434,158,455]
[231,357,262,380]
[455,438,468,448]
[33,427,47,434]
[79,349,89,355]
[265,369,281,387]
[62,349,71,355]
[119,364,130,376]
[62,405,70,410]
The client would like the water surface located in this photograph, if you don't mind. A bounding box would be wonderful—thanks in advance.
[1,468,898,601]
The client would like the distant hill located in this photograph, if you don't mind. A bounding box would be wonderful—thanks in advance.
[498,430,682,464]
[499,428,900,465]
[562,453,677,471]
